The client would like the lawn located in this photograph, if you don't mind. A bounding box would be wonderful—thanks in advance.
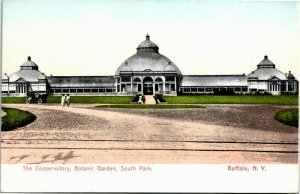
[96,104,205,109]
[1,107,36,131]
[2,96,134,104]
[2,97,27,104]
[2,95,298,105]
[274,108,299,127]
[47,96,133,104]
[164,95,298,105]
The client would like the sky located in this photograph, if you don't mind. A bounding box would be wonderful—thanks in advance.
[2,0,300,77]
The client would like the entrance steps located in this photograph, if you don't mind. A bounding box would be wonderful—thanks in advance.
[144,95,156,104]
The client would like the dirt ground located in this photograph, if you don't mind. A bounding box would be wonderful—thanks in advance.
[1,104,298,164]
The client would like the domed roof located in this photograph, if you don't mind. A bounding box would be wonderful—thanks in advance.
[116,34,182,75]
[9,56,46,82]
[9,70,47,82]
[21,56,39,70]
[247,55,287,80]
[137,34,159,52]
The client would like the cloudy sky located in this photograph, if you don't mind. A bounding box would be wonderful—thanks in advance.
[2,0,300,77]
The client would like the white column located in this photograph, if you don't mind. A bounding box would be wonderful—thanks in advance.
[163,82,165,94]
[152,83,155,95]
[286,82,288,92]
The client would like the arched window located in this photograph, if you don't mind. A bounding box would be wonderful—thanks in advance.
[143,77,153,83]
[155,77,163,82]
[133,77,141,82]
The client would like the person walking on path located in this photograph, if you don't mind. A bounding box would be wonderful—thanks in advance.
[61,94,65,107]
[66,94,71,106]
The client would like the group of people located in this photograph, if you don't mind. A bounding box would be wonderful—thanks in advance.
[138,95,146,104]
[61,94,71,107]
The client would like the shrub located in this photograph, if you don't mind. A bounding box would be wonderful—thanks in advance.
[131,95,141,103]
[155,94,166,102]
[274,108,298,127]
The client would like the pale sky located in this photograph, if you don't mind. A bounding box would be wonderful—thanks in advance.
[2,0,300,77]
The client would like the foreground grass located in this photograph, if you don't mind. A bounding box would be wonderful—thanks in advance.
[2,97,27,104]
[43,96,133,104]
[274,108,299,127]
[96,104,205,109]
[1,107,36,131]
[164,95,298,105]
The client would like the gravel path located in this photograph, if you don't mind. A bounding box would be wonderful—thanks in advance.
[96,104,297,133]
[1,104,298,164]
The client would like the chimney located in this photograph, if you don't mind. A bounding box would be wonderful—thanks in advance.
[28,56,31,61]
[264,55,268,60]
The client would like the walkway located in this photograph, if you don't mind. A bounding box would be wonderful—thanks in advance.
[1,104,298,164]
[144,95,156,104]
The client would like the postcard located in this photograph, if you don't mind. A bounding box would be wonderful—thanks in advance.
[1,0,299,193]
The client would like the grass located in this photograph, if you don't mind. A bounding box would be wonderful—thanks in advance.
[274,108,299,127]
[96,104,205,109]
[2,95,298,105]
[2,97,27,104]
[164,95,298,105]
[1,107,36,131]
[40,96,133,104]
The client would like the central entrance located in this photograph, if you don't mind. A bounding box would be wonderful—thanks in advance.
[143,77,153,95]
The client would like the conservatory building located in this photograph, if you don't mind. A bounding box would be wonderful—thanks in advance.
[1,35,298,96]
[246,55,297,95]
[1,56,47,96]
[115,34,182,96]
